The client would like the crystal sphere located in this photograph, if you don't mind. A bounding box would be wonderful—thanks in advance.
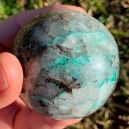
[13,10,119,119]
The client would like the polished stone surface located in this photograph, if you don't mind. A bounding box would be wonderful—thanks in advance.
[13,10,119,119]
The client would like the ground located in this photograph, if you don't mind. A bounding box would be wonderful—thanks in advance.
[0,0,129,129]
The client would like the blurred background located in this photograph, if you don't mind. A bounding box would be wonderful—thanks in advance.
[0,0,129,129]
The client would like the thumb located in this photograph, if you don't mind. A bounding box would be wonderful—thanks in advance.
[0,52,23,109]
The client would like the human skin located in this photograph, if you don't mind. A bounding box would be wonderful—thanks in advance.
[0,4,85,129]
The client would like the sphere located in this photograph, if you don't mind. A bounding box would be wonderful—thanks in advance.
[13,10,119,119]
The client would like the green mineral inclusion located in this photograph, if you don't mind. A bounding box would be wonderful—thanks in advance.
[48,29,118,87]
[46,11,118,119]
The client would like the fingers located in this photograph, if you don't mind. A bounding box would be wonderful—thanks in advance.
[0,15,21,50]
[0,101,21,129]
[0,4,85,50]
[0,52,23,109]
[14,107,81,129]
[27,110,81,129]
[0,98,81,129]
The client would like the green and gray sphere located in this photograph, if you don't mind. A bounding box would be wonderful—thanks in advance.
[13,10,119,119]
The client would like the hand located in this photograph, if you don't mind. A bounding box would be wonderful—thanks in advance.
[0,4,85,129]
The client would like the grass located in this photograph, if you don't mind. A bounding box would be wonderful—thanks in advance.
[0,0,129,129]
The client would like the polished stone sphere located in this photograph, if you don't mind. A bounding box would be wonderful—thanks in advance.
[13,10,119,119]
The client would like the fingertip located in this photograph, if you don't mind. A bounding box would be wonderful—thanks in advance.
[0,52,23,109]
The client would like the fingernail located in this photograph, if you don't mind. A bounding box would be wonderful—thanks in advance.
[0,69,8,92]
